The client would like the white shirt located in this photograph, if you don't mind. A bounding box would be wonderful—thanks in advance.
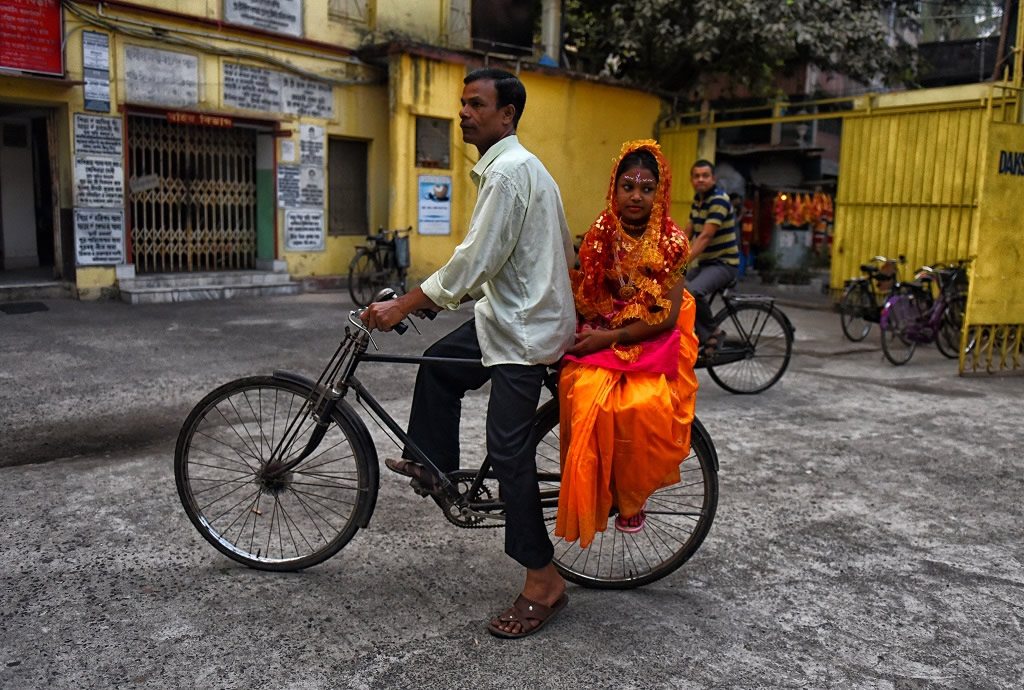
[420,135,576,366]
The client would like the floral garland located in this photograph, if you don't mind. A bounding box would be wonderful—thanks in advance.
[572,139,691,362]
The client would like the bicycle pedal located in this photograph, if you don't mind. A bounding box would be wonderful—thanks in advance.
[409,477,430,497]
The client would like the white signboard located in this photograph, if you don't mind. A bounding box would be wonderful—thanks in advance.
[74,156,125,208]
[280,138,296,163]
[284,209,325,251]
[222,62,332,118]
[82,31,110,112]
[417,175,452,235]
[298,165,324,206]
[224,0,303,38]
[282,74,333,118]
[277,164,300,208]
[74,114,123,157]
[75,209,125,265]
[124,45,198,107]
[299,124,324,166]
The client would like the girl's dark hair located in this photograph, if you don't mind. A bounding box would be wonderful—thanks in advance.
[616,149,660,184]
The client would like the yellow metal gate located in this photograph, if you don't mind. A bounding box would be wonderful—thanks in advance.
[127,116,257,273]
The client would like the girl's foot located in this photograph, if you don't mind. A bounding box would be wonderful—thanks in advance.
[615,503,647,533]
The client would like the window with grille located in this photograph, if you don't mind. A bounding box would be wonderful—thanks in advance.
[415,116,451,169]
[328,138,369,237]
[328,0,371,23]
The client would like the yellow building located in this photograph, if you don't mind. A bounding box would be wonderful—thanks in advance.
[0,0,663,302]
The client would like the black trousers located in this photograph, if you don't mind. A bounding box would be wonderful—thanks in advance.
[405,318,554,570]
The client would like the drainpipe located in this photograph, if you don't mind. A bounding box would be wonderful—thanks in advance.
[541,0,562,65]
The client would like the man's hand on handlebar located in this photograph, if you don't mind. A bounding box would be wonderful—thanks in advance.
[360,286,441,332]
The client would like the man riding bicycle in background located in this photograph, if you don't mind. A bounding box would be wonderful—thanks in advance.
[683,160,740,356]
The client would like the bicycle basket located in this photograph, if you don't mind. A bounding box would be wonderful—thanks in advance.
[394,233,411,268]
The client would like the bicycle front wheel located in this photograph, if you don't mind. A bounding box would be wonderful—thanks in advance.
[348,249,384,307]
[534,401,719,590]
[936,295,971,359]
[880,295,919,365]
[840,282,872,342]
[707,302,793,394]
[174,376,374,571]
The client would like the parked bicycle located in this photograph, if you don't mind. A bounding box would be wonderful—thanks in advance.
[838,255,905,342]
[879,260,971,365]
[347,227,412,307]
[695,283,795,394]
[174,304,719,588]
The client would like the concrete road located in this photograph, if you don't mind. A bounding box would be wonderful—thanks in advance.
[1,294,1022,688]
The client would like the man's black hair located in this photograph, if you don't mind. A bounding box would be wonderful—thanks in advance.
[692,159,715,174]
[617,150,660,183]
[464,68,527,129]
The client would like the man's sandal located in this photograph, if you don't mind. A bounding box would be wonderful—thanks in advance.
[702,331,726,358]
[384,458,442,495]
[487,593,569,639]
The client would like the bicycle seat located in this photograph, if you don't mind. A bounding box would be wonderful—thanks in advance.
[861,264,878,274]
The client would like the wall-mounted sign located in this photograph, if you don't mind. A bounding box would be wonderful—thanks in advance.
[285,209,325,251]
[418,175,452,235]
[277,164,300,208]
[73,114,123,157]
[124,45,199,108]
[299,124,325,166]
[74,209,125,265]
[224,0,303,38]
[166,111,233,128]
[74,156,125,208]
[82,31,111,112]
[298,165,324,206]
[222,62,333,118]
[0,0,63,76]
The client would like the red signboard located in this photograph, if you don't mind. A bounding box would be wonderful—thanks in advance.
[0,0,64,76]
[167,111,234,128]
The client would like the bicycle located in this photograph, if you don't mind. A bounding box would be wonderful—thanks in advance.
[838,255,905,342]
[174,307,719,589]
[347,227,411,307]
[694,284,795,394]
[879,261,972,366]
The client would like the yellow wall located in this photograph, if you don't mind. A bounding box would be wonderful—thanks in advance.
[386,54,665,280]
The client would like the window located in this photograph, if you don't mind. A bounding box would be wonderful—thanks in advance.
[415,116,450,169]
[328,138,369,237]
[328,0,371,24]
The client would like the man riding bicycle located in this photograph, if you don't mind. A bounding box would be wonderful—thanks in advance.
[361,68,576,639]
[682,160,740,356]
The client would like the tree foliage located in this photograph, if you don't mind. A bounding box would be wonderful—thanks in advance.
[561,0,922,96]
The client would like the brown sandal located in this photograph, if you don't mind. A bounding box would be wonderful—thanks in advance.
[487,593,569,639]
[384,458,441,494]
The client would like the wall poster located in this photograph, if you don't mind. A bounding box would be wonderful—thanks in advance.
[74,209,125,265]
[73,156,125,208]
[82,31,111,112]
[73,114,123,157]
[0,0,63,76]
[222,63,333,118]
[224,0,303,38]
[417,175,452,235]
[285,209,325,251]
[124,45,199,108]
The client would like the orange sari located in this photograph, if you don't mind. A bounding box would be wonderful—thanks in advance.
[554,140,700,548]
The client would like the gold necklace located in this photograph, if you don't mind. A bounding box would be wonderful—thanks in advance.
[613,220,652,300]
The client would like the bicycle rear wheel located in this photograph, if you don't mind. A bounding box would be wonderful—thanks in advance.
[175,376,375,571]
[707,302,793,394]
[348,249,384,307]
[533,400,719,589]
[839,282,872,341]
[880,295,919,365]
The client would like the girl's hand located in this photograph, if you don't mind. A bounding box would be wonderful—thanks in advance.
[566,329,617,356]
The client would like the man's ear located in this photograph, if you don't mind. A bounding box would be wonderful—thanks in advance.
[503,104,516,127]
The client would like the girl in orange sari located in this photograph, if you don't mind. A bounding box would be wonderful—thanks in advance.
[555,140,700,548]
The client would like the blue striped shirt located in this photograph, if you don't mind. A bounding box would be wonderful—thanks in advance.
[690,188,739,266]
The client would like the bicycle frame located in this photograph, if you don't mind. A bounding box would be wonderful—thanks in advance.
[698,290,793,369]
[262,312,559,524]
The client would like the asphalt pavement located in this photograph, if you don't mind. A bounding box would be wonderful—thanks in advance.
[1,290,1022,689]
